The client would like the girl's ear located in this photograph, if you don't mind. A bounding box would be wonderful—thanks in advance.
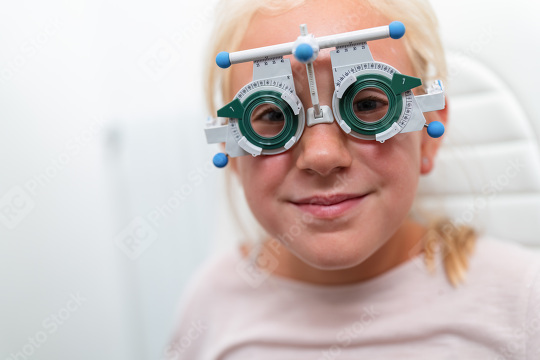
[420,98,449,175]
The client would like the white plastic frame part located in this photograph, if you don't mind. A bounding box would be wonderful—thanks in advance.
[205,56,306,157]
[207,21,445,163]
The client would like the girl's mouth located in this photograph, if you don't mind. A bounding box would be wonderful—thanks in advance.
[290,193,368,219]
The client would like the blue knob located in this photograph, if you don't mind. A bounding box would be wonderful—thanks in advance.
[389,21,406,39]
[294,43,314,63]
[216,52,231,68]
[213,153,229,168]
[427,121,445,138]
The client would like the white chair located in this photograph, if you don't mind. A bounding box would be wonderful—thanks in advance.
[416,52,540,247]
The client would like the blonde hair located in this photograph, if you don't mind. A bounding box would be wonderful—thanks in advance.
[204,0,476,286]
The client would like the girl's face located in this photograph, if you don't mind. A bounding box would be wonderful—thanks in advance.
[229,0,445,280]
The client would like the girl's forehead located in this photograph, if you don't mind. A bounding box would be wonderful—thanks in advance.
[241,0,389,49]
[237,0,411,71]
[230,0,415,95]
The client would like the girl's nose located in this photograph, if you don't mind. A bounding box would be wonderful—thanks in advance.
[295,120,353,176]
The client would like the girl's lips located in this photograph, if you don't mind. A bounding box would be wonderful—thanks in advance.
[290,194,367,219]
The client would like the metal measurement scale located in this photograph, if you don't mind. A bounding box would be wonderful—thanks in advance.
[205,21,445,168]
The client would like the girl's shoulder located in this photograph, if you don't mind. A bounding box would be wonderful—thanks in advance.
[467,236,540,283]
[466,236,540,358]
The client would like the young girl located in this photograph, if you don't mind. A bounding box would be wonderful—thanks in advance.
[167,0,540,358]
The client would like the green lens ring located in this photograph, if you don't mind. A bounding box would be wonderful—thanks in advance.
[238,90,299,150]
[338,74,403,136]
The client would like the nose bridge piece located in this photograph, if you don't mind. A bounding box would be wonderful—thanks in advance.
[306,105,335,127]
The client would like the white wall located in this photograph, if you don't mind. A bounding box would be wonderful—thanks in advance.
[431,1,540,136]
[1,1,539,359]
[0,0,219,359]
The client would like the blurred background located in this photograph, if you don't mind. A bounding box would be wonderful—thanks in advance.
[1,1,539,359]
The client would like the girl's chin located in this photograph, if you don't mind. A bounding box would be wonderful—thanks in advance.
[288,243,376,271]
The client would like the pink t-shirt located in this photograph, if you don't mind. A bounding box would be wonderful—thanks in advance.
[166,237,540,360]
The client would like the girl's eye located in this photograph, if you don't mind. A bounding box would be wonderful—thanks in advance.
[352,88,389,123]
[355,98,384,112]
[261,109,284,122]
[250,103,285,137]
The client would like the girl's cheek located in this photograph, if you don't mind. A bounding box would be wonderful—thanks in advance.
[352,137,420,184]
[255,152,291,175]
[238,154,290,192]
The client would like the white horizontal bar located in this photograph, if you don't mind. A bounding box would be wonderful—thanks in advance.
[230,42,294,65]
[317,25,390,48]
[228,25,391,65]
